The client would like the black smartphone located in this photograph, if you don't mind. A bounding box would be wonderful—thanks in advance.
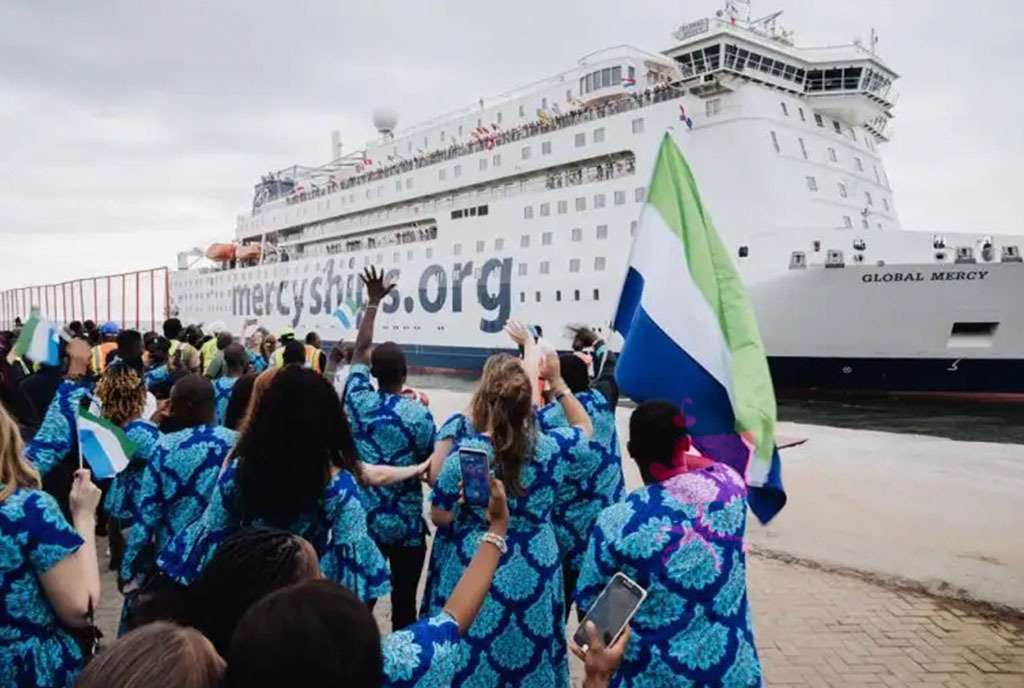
[459,447,491,506]
[573,573,647,650]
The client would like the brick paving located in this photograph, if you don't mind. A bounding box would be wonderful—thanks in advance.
[96,546,1023,687]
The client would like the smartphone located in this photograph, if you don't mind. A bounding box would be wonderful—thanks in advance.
[459,447,491,507]
[573,573,647,651]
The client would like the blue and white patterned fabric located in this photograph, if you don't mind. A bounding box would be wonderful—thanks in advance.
[247,350,268,373]
[429,428,585,688]
[575,465,763,687]
[158,461,391,602]
[343,364,436,548]
[103,420,161,522]
[143,364,171,390]
[24,379,91,477]
[0,489,85,688]
[536,388,625,574]
[120,424,237,584]
[419,412,474,618]
[382,611,461,688]
[212,376,238,426]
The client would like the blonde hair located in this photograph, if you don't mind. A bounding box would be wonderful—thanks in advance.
[96,365,147,427]
[470,354,534,496]
[75,621,225,688]
[0,403,41,502]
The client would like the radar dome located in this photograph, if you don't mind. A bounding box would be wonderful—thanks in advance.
[372,108,398,135]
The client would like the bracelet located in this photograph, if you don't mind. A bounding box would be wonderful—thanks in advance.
[480,532,508,555]
[365,304,378,311]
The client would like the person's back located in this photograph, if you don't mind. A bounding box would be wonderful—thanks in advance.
[575,401,762,687]
[121,376,237,585]
[0,404,102,688]
[213,344,246,425]
[536,355,625,614]
[427,347,592,688]
[157,367,390,606]
[344,272,436,629]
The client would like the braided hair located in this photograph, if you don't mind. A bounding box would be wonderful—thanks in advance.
[185,527,318,655]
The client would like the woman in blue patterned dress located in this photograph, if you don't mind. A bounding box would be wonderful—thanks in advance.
[0,404,103,688]
[158,366,401,603]
[223,476,511,688]
[576,401,763,687]
[535,353,625,618]
[96,364,161,532]
[429,330,594,688]
[120,375,238,590]
[419,352,505,618]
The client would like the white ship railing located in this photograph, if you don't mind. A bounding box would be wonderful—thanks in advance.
[251,85,679,221]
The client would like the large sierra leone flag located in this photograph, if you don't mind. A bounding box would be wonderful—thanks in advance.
[612,133,786,523]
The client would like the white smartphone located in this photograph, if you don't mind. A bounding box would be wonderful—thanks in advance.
[573,572,647,650]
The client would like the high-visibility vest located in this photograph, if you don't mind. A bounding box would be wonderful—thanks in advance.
[271,345,322,373]
[200,338,219,374]
[90,342,118,374]
[305,345,323,373]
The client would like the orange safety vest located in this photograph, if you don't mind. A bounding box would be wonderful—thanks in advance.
[305,345,323,373]
[90,342,118,374]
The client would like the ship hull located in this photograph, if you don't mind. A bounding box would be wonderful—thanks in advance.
[364,342,1024,402]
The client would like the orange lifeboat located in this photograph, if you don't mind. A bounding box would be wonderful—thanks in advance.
[236,244,262,262]
[205,243,237,261]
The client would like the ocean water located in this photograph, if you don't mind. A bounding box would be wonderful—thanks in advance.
[408,374,1024,445]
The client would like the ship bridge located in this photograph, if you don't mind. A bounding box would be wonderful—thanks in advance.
[663,6,898,141]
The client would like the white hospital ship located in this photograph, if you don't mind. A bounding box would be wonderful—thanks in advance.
[169,2,1024,399]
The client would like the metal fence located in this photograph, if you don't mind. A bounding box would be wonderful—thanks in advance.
[0,267,171,332]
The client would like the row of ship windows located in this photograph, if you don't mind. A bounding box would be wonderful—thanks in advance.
[803,175,891,211]
[524,187,645,218]
[309,221,641,268]
[521,288,602,304]
[434,121,646,183]
[518,256,608,275]
[769,130,890,189]
[776,100,875,151]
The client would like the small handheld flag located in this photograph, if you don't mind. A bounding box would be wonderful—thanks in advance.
[332,300,360,329]
[14,311,61,367]
[622,76,637,87]
[612,134,786,523]
[75,407,136,480]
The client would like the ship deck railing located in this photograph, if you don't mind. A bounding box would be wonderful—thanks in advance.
[252,84,679,218]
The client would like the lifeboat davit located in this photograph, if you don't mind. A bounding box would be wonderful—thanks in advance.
[205,243,237,261]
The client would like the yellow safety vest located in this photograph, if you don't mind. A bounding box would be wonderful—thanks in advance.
[271,345,322,373]
[200,338,220,374]
[90,342,118,374]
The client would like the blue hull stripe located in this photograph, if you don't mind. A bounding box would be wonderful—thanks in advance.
[338,341,1024,398]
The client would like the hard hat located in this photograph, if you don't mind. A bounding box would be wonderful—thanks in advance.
[99,321,120,335]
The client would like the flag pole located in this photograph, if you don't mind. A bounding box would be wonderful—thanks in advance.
[75,411,84,470]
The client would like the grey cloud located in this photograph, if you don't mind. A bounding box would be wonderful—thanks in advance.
[1,0,1022,289]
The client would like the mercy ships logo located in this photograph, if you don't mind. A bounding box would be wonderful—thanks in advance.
[231,257,513,333]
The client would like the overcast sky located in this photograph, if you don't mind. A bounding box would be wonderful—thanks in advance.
[2,0,1021,290]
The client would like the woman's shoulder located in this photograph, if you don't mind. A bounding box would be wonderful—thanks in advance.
[0,488,63,529]
[324,469,361,504]
[125,419,160,440]
[437,412,473,441]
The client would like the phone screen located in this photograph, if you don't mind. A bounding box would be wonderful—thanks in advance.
[573,573,646,649]
[459,448,491,506]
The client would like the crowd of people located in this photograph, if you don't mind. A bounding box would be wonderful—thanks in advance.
[273,83,681,213]
[0,265,762,687]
